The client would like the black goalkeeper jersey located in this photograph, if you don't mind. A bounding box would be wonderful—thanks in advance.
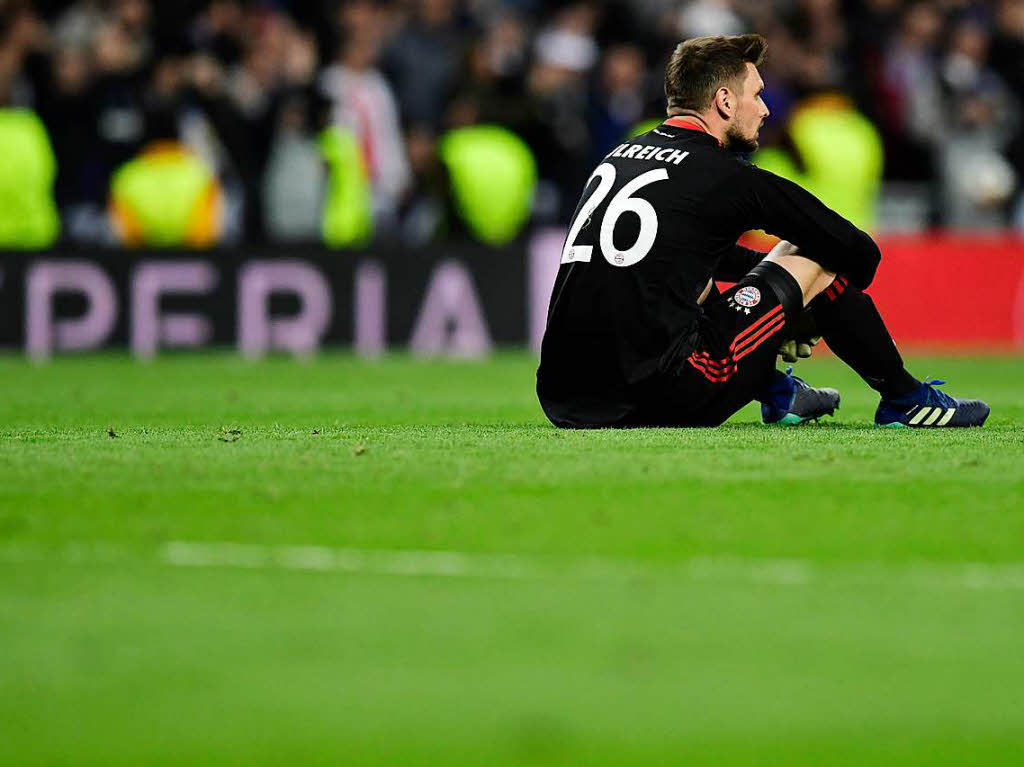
[536,117,881,426]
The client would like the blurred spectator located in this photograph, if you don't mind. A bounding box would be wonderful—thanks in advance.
[108,61,223,248]
[52,0,105,52]
[937,18,1018,228]
[0,2,47,107]
[36,45,102,239]
[321,5,410,225]
[446,12,531,130]
[525,2,599,220]
[189,0,245,66]
[589,44,647,163]
[383,0,463,129]
[263,92,327,242]
[991,0,1024,101]
[404,11,533,243]
[678,0,746,38]
[877,1,945,182]
[755,93,884,232]
[398,125,453,244]
[989,0,1024,225]
[262,26,336,242]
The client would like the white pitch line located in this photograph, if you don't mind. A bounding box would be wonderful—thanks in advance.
[2,541,1024,591]
[163,542,582,580]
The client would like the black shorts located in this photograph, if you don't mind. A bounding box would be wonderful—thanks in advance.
[627,261,803,427]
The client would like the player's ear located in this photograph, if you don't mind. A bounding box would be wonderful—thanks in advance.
[714,86,733,119]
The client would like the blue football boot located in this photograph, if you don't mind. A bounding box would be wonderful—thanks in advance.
[761,367,841,425]
[875,379,989,428]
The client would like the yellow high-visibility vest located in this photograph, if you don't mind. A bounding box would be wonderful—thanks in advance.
[0,108,59,248]
[755,94,883,232]
[440,125,537,246]
[110,141,222,247]
[319,126,373,249]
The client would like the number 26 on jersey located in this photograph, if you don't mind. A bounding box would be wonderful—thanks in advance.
[561,162,668,268]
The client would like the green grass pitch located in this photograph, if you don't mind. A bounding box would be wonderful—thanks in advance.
[2,352,1023,766]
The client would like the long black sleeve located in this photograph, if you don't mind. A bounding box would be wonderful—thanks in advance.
[737,164,880,289]
[715,244,766,281]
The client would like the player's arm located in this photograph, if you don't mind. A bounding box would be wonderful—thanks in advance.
[714,244,765,282]
[740,164,881,289]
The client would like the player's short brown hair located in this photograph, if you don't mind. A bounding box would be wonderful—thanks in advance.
[664,34,767,114]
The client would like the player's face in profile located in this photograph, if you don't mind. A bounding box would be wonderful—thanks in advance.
[724,62,769,154]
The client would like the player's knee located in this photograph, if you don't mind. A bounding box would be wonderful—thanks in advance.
[760,251,835,307]
[741,260,803,318]
[764,239,832,274]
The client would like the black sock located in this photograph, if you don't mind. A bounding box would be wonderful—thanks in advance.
[808,276,920,399]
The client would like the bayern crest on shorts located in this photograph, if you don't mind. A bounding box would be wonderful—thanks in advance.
[734,286,761,308]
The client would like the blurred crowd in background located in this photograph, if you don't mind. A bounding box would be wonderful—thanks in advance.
[1,0,1023,249]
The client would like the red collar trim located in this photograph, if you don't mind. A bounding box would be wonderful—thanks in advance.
[663,117,723,147]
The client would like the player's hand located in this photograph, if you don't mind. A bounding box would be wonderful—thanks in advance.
[778,307,820,362]
[778,335,821,363]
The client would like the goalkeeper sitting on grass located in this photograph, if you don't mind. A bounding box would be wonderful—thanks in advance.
[536,33,989,429]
